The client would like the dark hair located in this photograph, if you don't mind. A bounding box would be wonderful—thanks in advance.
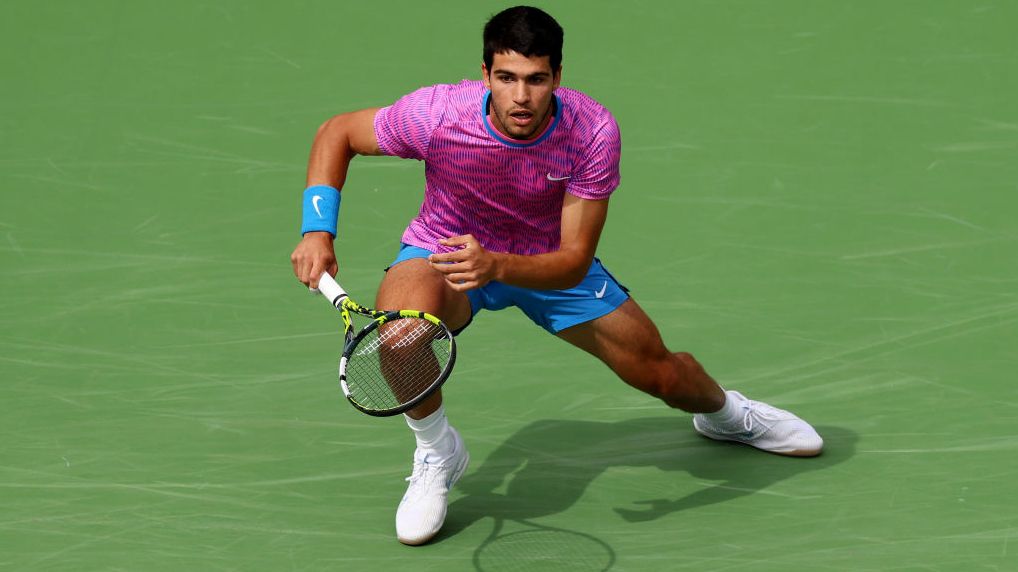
[483,6,563,72]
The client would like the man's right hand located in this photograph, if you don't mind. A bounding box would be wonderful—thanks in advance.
[291,231,338,290]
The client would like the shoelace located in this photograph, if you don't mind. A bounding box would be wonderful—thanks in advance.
[405,461,428,485]
[740,400,786,433]
[404,461,445,498]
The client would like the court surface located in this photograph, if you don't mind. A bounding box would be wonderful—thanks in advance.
[2,1,1016,570]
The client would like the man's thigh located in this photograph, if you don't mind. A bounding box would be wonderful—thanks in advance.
[377,258,473,332]
[555,298,672,379]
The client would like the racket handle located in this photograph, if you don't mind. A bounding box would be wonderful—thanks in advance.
[316,272,348,308]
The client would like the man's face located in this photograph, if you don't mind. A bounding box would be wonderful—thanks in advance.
[482,51,561,140]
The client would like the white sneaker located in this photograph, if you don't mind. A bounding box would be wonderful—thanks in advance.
[693,391,823,457]
[395,427,470,545]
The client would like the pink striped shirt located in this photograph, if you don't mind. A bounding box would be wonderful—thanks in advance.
[373,80,621,256]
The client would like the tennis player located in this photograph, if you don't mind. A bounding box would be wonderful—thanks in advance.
[291,6,823,545]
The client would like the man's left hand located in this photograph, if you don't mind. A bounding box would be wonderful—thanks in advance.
[428,234,500,291]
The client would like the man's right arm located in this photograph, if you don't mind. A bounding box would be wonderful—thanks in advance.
[306,108,383,187]
[291,108,382,289]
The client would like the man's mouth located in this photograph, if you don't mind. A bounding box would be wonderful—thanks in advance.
[508,109,534,127]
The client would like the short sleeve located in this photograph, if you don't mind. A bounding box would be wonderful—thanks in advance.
[373,84,450,161]
[565,112,621,200]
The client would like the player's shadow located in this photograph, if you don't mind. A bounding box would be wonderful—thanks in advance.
[437,418,856,541]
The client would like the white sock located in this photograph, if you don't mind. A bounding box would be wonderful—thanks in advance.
[702,390,743,425]
[404,405,455,463]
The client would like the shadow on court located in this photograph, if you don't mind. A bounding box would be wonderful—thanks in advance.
[438,418,856,563]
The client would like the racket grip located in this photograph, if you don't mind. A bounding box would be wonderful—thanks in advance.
[316,272,348,308]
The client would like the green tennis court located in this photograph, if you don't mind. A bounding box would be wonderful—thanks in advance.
[2,1,1016,570]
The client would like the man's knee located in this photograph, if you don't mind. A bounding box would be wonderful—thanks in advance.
[634,351,703,400]
[674,352,706,378]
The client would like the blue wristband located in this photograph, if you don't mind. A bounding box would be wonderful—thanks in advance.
[301,185,341,237]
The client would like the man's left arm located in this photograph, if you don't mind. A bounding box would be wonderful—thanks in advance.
[427,193,609,291]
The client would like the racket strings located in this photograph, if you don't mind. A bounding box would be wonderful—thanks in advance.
[355,318,433,356]
[345,317,453,410]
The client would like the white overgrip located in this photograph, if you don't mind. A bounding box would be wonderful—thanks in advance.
[316,272,348,308]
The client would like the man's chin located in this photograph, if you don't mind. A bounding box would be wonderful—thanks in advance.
[509,130,535,140]
[504,122,541,141]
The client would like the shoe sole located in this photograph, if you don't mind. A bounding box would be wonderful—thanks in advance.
[693,420,823,458]
[397,449,471,546]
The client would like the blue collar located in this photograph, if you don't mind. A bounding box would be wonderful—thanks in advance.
[482,91,561,148]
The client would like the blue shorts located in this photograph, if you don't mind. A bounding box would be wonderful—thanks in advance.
[390,244,630,334]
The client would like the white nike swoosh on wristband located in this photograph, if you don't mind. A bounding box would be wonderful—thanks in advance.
[312,195,324,218]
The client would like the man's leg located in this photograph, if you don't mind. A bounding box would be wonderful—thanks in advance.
[376,257,473,419]
[376,257,474,545]
[557,299,725,411]
[557,298,823,457]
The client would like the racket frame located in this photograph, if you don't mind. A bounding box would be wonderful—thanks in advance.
[318,273,457,417]
[338,309,456,416]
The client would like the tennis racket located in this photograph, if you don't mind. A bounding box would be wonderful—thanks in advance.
[316,272,456,416]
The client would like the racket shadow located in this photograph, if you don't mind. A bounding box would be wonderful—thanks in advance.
[438,419,856,541]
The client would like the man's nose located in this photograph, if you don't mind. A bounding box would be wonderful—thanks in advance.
[512,82,530,105]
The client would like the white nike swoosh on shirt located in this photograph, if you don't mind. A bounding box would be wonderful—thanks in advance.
[312,195,324,218]
[546,173,571,181]
[595,280,608,299]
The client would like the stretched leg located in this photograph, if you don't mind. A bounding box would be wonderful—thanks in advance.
[376,257,472,545]
[558,298,823,457]
[556,299,725,412]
